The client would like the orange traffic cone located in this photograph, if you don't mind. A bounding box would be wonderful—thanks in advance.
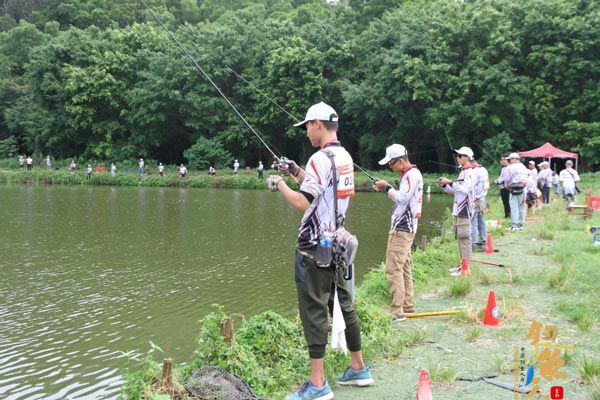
[484,234,495,254]
[483,290,500,327]
[416,368,432,400]
[460,257,470,276]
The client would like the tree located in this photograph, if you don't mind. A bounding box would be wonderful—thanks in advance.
[184,136,232,169]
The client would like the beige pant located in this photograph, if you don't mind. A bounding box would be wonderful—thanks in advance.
[454,216,472,261]
[385,230,415,316]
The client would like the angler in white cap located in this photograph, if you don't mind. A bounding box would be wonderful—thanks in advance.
[373,144,423,321]
[438,146,476,275]
[504,152,529,230]
[266,102,373,400]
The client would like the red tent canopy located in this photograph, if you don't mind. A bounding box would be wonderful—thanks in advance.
[519,142,578,159]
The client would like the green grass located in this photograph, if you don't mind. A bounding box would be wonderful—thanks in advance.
[547,264,572,292]
[465,326,481,343]
[428,363,458,385]
[581,355,600,384]
[449,277,474,298]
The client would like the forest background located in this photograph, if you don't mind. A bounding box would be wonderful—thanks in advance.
[0,0,598,172]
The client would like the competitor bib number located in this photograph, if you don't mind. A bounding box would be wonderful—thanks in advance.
[337,165,355,198]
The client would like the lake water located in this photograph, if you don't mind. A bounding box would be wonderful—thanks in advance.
[0,185,451,399]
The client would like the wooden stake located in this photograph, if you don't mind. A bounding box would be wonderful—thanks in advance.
[420,235,428,249]
[162,358,173,390]
[220,318,234,346]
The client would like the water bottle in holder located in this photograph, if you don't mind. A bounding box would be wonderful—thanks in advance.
[315,230,333,267]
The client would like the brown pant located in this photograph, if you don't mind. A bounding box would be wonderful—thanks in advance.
[385,230,415,316]
[454,216,472,261]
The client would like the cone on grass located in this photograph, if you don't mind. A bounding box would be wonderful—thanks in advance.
[460,257,470,276]
[416,368,432,400]
[483,290,500,327]
[484,234,495,254]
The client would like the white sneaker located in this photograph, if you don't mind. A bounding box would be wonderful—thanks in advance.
[448,266,460,272]
[450,268,462,277]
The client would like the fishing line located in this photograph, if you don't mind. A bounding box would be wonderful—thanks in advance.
[140,0,281,162]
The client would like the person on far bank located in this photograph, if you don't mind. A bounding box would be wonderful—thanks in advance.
[470,157,489,248]
[504,153,529,230]
[559,160,580,204]
[110,163,117,176]
[45,155,52,170]
[257,161,264,179]
[138,158,144,176]
[26,155,33,170]
[158,163,164,177]
[208,165,216,175]
[86,164,93,179]
[266,102,373,400]
[18,155,24,168]
[537,161,552,204]
[233,159,240,174]
[438,146,475,276]
[179,163,188,178]
[373,144,423,322]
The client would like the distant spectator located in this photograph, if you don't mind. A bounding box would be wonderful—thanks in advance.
[86,164,93,179]
[208,166,216,175]
[537,161,552,204]
[158,163,164,177]
[257,161,264,179]
[110,163,117,176]
[179,163,188,178]
[26,156,33,170]
[233,159,240,174]
[18,155,24,168]
[559,160,580,204]
[552,170,560,199]
[495,154,511,218]
[45,155,52,170]
[138,158,144,176]
[69,160,77,172]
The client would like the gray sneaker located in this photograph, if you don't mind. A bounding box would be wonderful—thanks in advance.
[392,314,406,322]
[337,366,374,387]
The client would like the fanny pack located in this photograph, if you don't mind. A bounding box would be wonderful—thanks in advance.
[509,183,525,195]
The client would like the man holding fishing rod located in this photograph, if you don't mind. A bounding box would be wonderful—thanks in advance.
[438,146,476,275]
[372,144,423,321]
[267,102,373,400]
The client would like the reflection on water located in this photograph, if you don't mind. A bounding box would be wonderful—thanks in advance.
[0,185,450,399]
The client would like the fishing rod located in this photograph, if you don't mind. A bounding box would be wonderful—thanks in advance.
[353,163,378,182]
[140,0,297,180]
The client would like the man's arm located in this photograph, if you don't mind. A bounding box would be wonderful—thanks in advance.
[277,180,310,212]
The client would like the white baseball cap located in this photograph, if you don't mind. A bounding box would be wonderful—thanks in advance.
[293,102,339,128]
[508,152,520,159]
[454,146,474,160]
[378,144,408,165]
[528,160,535,165]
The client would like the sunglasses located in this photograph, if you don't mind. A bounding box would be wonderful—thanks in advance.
[388,158,400,167]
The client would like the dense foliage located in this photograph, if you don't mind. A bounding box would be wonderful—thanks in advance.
[0,0,598,170]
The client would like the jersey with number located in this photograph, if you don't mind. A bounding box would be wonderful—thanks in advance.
[297,143,355,251]
[388,166,423,233]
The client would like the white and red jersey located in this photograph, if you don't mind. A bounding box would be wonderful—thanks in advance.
[297,142,354,251]
[388,165,423,233]
[443,165,475,219]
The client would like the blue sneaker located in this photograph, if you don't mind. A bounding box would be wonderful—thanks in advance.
[336,366,374,386]
[285,380,334,400]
